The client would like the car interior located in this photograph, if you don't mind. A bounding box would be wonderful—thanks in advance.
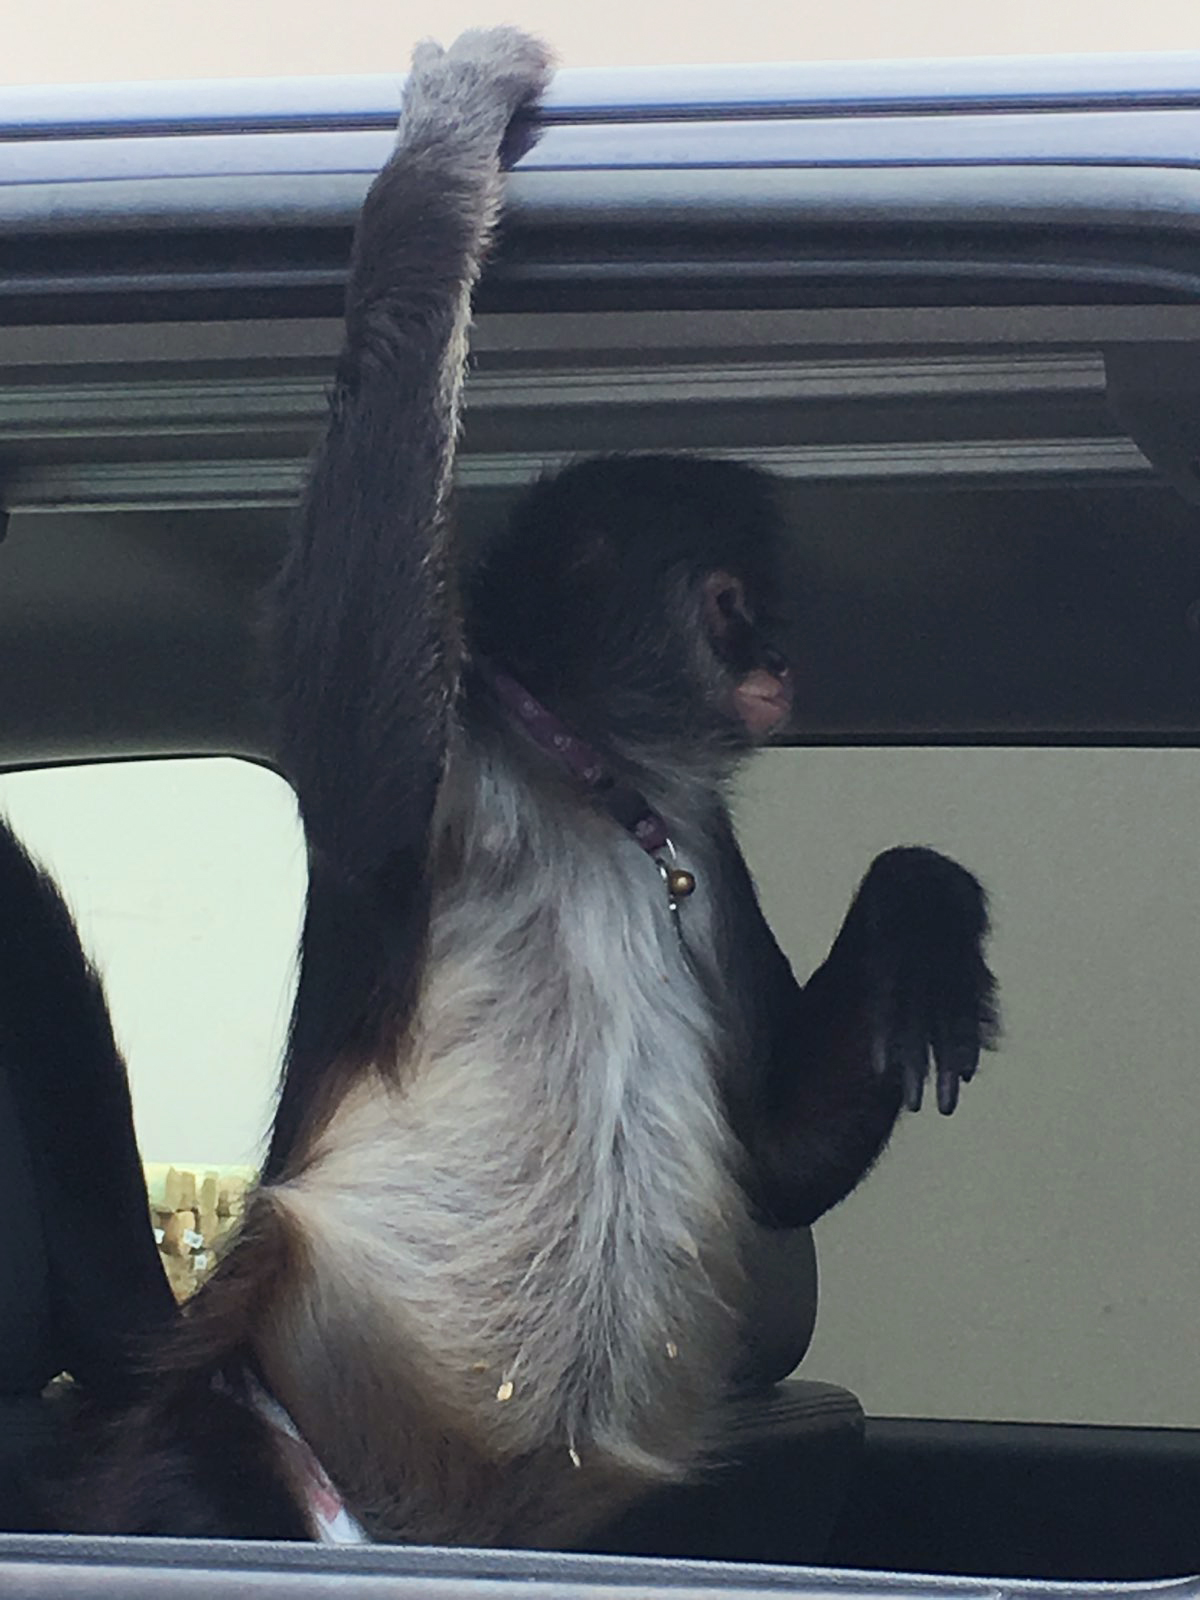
[3,124,1200,1590]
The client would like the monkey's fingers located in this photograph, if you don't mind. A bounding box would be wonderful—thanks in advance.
[444,27,555,139]
[401,28,554,167]
[409,40,445,73]
[444,25,555,90]
[498,105,544,172]
[903,1053,928,1114]
[885,996,930,1113]
[932,1011,983,1116]
[935,1052,962,1116]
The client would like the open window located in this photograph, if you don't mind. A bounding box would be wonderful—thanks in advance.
[4,60,1200,1597]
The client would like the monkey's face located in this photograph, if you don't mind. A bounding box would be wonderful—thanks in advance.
[469,454,793,764]
[701,570,794,742]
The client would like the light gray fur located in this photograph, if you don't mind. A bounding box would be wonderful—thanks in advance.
[253,730,750,1544]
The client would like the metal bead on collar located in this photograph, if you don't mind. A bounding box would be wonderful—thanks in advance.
[656,839,696,919]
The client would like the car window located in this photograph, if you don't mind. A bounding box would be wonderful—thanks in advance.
[739,745,1200,1432]
[0,756,303,1169]
[3,746,1196,1434]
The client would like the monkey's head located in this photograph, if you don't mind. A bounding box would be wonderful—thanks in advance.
[468,455,794,768]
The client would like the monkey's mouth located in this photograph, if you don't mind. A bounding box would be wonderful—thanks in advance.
[734,668,794,736]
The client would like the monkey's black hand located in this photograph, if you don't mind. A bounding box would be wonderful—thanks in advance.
[401,28,555,172]
[847,846,999,1116]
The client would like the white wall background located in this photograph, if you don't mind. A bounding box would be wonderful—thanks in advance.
[0,759,305,1170]
[738,747,1200,1429]
[5,0,1200,85]
[3,745,1197,1428]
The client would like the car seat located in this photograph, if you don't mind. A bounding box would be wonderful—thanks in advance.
[588,1222,865,1564]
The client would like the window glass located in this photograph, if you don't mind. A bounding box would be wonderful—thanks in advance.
[5,745,1197,1429]
[0,757,304,1169]
[737,745,1200,1429]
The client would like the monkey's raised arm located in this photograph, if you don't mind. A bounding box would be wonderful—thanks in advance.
[271,33,552,883]
[265,34,552,1175]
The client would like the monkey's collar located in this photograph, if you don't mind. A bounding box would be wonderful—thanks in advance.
[485,666,671,853]
[484,665,698,911]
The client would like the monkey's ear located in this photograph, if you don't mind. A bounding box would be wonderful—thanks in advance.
[703,571,750,637]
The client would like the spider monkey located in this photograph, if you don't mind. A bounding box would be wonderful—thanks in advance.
[62,29,998,1545]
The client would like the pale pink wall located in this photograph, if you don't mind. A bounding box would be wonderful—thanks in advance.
[6,0,1200,86]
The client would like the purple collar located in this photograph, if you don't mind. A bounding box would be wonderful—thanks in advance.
[485,667,670,855]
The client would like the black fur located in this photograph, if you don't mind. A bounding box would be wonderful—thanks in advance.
[719,839,998,1226]
[0,816,174,1395]
[49,29,998,1542]
[469,455,788,759]
[0,814,175,1532]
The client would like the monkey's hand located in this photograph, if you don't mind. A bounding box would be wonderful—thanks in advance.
[843,846,999,1116]
[401,28,555,172]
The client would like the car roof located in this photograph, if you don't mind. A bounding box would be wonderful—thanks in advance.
[7,51,1200,137]
[10,53,1200,215]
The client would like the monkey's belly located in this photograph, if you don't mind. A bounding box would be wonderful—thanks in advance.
[259,1055,747,1543]
[258,816,748,1542]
